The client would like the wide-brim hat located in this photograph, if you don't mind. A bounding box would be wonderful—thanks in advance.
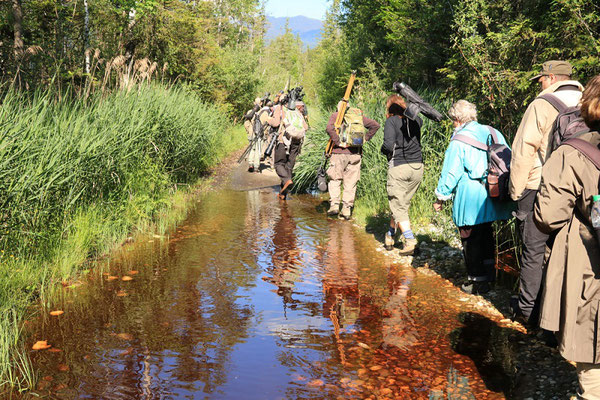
[530,60,573,81]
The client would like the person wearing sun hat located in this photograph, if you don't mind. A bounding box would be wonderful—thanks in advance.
[508,60,584,326]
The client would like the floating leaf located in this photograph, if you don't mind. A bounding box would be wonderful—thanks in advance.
[50,310,64,316]
[32,340,51,350]
[121,276,133,281]
[107,276,118,281]
[128,270,139,275]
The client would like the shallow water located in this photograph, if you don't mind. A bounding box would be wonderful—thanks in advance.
[21,181,514,399]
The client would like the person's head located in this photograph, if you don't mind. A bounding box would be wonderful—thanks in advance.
[530,60,573,90]
[448,100,477,127]
[386,94,407,118]
[581,75,600,132]
[337,100,348,113]
[254,97,262,106]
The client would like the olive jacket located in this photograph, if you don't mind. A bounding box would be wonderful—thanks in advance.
[534,131,600,363]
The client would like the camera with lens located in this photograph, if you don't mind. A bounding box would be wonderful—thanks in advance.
[392,81,444,122]
[281,86,305,110]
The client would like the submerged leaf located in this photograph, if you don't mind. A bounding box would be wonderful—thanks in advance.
[116,333,134,341]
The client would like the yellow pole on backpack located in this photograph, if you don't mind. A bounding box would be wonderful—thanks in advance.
[325,71,356,155]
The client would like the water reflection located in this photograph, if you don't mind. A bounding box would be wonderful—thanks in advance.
[21,189,511,399]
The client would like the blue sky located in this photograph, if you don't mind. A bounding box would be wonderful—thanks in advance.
[265,0,328,20]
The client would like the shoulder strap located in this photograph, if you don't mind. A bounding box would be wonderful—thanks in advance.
[486,125,499,144]
[538,93,568,114]
[563,138,600,170]
[453,134,488,151]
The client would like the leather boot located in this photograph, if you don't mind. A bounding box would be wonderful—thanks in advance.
[340,206,352,220]
[398,238,417,256]
[327,204,339,216]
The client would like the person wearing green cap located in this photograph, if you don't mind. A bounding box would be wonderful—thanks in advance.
[533,74,600,400]
[509,60,584,326]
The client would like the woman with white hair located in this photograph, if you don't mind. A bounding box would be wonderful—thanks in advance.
[434,100,514,295]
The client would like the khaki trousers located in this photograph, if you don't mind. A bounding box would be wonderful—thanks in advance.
[327,153,362,208]
[386,162,423,222]
[578,363,600,400]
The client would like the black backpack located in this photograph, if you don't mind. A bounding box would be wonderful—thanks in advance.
[453,126,512,201]
[538,93,589,154]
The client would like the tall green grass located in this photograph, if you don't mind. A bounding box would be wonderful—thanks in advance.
[295,66,457,239]
[0,83,241,390]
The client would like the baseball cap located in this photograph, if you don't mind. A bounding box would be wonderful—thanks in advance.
[530,60,573,81]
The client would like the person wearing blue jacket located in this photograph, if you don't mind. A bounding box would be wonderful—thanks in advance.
[433,100,514,294]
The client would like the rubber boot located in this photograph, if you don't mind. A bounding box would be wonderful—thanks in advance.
[398,238,417,256]
[384,232,395,251]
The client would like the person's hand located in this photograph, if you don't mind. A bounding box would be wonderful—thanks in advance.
[433,199,444,212]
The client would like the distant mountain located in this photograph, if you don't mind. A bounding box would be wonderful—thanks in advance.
[266,16,323,48]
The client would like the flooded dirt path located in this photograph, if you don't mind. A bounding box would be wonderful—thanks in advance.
[22,165,518,399]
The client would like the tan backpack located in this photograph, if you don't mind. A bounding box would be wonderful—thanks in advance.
[340,107,366,147]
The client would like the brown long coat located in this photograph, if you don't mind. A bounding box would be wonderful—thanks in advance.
[534,131,600,364]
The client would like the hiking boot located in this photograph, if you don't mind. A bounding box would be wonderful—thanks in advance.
[460,281,491,295]
[340,206,352,220]
[327,204,339,217]
[280,179,293,195]
[397,238,417,256]
[384,232,395,251]
[510,295,531,327]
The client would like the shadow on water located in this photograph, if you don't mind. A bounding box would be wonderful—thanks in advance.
[450,312,520,398]
[17,182,525,399]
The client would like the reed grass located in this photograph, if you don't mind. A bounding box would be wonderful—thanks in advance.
[0,83,242,390]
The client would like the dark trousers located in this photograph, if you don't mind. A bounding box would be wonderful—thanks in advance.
[274,140,301,187]
[515,189,549,320]
[459,222,495,282]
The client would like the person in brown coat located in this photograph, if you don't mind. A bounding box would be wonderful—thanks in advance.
[534,75,600,399]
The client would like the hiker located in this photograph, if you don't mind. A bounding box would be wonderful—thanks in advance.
[534,74,600,399]
[244,97,270,172]
[433,100,513,295]
[509,60,584,324]
[268,97,308,200]
[325,102,380,219]
[380,94,423,255]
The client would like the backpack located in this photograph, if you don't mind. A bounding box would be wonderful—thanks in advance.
[340,107,366,147]
[538,93,589,154]
[453,126,512,201]
[282,107,306,140]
